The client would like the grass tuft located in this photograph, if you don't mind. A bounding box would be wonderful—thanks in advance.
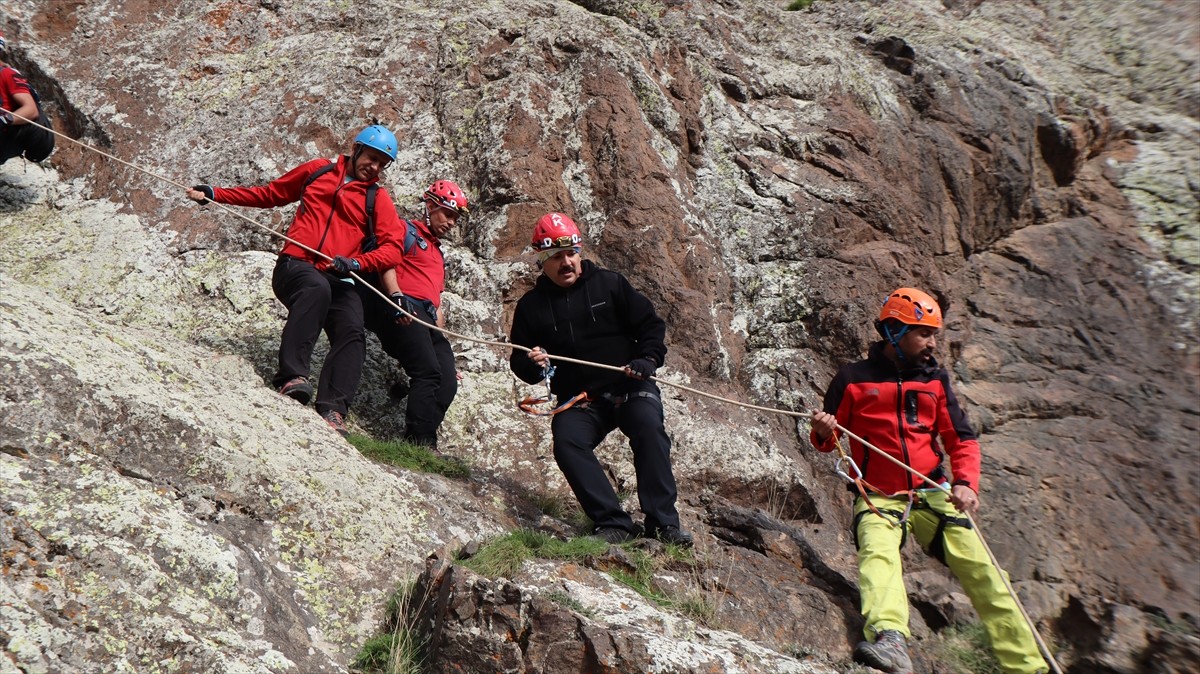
[457,529,607,578]
[786,0,815,9]
[347,433,469,479]
[930,622,1002,674]
[545,589,596,617]
[351,578,429,674]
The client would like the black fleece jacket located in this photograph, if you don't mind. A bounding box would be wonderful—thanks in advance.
[509,260,667,400]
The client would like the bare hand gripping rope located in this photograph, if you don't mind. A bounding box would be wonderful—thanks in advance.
[7,107,1060,674]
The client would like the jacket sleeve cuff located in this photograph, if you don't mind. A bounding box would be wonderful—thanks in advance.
[952,479,977,492]
[809,430,838,453]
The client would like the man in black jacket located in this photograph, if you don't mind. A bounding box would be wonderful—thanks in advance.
[509,212,692,547]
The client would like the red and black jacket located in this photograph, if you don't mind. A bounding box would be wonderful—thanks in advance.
[210,155,403,273]
[810,341,981,495]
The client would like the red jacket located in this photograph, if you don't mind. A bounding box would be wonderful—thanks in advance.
[0,66,34,112]
[811,341,982,494]
[211,155,402,273]
[392,218,445,306]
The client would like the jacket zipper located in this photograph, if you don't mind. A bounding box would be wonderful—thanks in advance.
[314,182,348,256]
[564,293,575,343]
[895,375,913,491]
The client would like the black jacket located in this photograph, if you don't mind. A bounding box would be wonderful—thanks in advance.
[509,260,667,399]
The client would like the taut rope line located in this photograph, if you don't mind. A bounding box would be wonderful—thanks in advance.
[8,106,1060,672]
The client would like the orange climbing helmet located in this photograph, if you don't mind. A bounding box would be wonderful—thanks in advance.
[877,287,943,329]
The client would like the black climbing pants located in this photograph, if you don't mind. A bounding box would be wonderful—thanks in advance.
[270,255,365,416]
[364,294,457,442]
[550,385,680,533]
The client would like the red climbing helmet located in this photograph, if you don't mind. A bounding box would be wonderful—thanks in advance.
[878,287,943,329]
[531,212,582,251]
[423,180,469,219]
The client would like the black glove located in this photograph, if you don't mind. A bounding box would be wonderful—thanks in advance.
[626,357,657,380]
[390,292,419,320]
[0,112,12,126]
[191,184,214,204]
[331,256,361,274]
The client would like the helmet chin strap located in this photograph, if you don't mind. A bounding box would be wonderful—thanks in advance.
[882,321,911,366]
[349,144,363,180]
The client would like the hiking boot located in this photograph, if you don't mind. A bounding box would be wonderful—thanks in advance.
[854,629,912,673]
[321,410,349,437]
[279,377,313,405]
[591,527,635,544]
[404,433,438,452]
[648,525,694,548]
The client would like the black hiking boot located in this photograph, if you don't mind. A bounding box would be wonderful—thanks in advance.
[591,527,635,544]
[321,410,349,437]
[279,376,313,405]
[404,433,438,452]
[646,525,694,548]
[854,629,913,673]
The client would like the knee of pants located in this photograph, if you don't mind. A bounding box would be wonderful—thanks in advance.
[291,279,333,311]
[856,513,907,553]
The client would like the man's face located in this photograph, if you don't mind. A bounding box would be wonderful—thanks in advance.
[427,204,459,238]
[898,326,939,364]
[352,146,391,182]
[542,248,582,288]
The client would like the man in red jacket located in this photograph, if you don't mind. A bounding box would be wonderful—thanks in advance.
[186,125,404,435]
[362,179,469,450]
[0,33,54,165]
[810,287,1047,674]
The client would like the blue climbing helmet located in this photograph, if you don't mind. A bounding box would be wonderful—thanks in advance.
[353,125,398,161]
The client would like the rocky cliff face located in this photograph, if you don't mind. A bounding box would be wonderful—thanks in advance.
[1,1,1197,673]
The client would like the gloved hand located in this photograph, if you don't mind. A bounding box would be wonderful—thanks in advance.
[190,184,214,204]
[625,357,657,380]
[0,112,13,126]
[331,256,361,274]
[390,292,419,321]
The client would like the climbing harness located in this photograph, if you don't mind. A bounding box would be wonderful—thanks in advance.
[9,107,1062,674]
[516,364,589,416]
[833,435,912,526]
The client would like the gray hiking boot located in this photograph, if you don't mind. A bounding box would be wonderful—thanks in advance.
[854,629,913,673]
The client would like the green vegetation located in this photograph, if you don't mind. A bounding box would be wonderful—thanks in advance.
[347,434,469,479]
[459,529,719,625]
[545,590,595,618]
[786,0,815,10]
[1150,612,1198,636]
[930,623,1002,674]
[456,529,608,578]
[522,487,575,520]
[351,580,428,674]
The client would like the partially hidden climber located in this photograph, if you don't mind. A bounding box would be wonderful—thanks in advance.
[360,179,469,451]
[0,33,55,166]
[186,125,406,437]
[509,212,693,548]
[810,287,1049,674]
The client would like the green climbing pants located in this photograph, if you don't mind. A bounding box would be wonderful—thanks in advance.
[854,490,1049,674]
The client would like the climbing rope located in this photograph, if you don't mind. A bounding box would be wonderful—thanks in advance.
[6,107,1062,674]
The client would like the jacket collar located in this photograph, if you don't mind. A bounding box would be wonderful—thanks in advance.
[868,339,940,376]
